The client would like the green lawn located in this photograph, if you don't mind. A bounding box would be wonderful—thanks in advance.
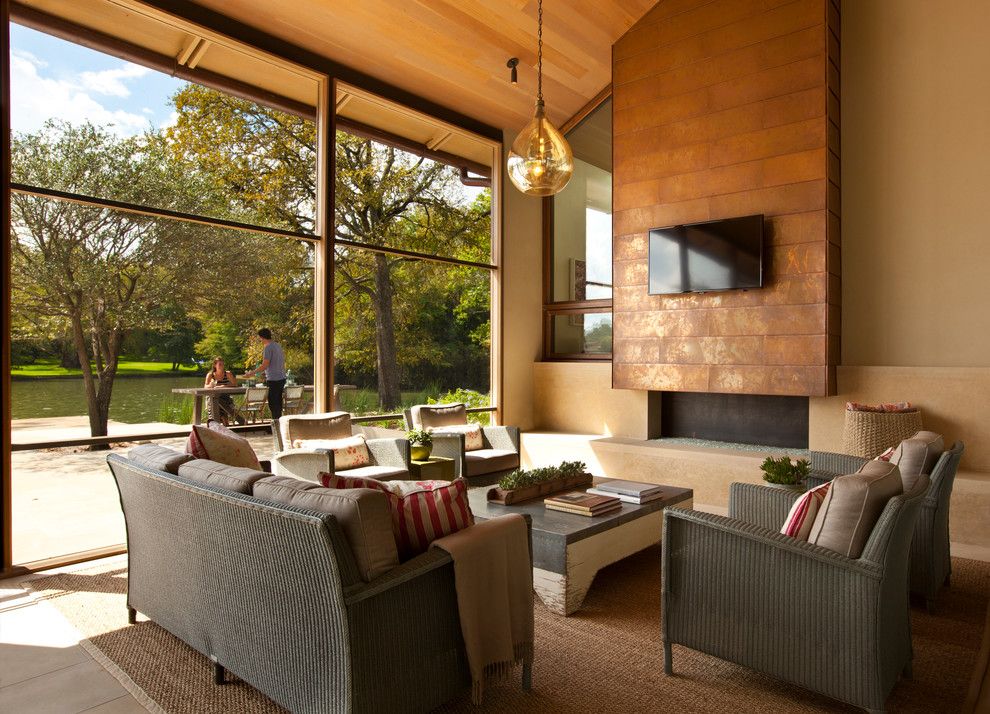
[12,359,201,378]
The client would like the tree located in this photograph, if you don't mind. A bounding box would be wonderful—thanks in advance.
[10,121,233,438]
[168,85,491,409]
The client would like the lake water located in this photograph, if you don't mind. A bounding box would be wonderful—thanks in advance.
[11,375,204,423]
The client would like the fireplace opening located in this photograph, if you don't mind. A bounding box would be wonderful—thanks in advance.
[654,392,809,449]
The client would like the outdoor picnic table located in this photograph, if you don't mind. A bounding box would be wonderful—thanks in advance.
[170,384,356,424]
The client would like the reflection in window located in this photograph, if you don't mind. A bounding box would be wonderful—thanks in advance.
[551,313,612,356]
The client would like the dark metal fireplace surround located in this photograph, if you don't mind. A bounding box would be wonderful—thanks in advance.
[653,392,809,449]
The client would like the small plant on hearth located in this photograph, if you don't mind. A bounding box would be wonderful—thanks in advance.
[760,455,811,485]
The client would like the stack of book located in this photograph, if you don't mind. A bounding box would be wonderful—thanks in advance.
[586,480,665,505]
[544,491,622,517]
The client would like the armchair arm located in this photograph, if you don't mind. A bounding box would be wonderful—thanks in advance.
[365,437,410,469]
[344,547,453,605]
[271,449,332,482]
[429,433,466,477]
[809,450,868,476]
[482,425,520,452]
[728,482,802,530]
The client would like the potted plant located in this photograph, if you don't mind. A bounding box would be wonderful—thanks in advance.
[488,461,592,504]
[760,455,811,490]
[406,429,433,461]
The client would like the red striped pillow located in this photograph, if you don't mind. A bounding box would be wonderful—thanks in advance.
[780,482,831,541]
[321,474,474,559]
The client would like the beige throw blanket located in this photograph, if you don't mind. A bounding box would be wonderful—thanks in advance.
[432,513,534,704]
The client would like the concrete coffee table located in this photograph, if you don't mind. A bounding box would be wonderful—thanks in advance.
[468,483,693,616]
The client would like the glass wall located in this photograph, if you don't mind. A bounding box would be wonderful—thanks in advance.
[546,97,612,358]
[333,131,494,424]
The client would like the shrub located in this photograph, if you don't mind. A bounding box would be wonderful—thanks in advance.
[428,388,490,425]
[760,455,810,485]
[156,394,193,425]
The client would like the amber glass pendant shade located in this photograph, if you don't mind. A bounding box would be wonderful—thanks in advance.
[507,100,574,196]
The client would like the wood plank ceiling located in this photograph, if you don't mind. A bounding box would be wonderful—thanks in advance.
[189,0,656,130]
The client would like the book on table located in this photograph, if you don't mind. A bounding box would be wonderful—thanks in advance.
[592,480,664,499]
[544,491,621,516]
[586,487,665,505]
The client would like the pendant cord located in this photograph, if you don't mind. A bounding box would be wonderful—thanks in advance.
[537,0,543,102]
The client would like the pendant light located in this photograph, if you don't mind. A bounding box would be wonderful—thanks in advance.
[507,0,574,196]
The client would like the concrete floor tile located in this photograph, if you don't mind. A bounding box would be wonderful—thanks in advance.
[80,694,149,713]
[0,658,128,714]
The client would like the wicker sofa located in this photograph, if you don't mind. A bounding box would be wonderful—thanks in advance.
[662,478,929,714]
[107,449,531,713]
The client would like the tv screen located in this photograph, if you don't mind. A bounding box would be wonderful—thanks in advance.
[648,214,764,295]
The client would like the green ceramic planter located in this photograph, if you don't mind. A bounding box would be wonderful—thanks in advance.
[410,444,432,461]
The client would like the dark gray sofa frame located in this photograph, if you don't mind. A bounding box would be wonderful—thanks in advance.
[107,453,532,713]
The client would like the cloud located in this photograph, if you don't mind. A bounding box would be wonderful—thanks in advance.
[79,63,149,97]
[10,50,151,136]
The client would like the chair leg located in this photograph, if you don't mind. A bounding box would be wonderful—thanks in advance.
[663,642,673,675]
[944,572,951,587]
[127,606,137,624]
[213,661,225,685]
[522,660,532,691]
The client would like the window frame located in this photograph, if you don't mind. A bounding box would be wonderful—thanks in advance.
[541,87,613,362]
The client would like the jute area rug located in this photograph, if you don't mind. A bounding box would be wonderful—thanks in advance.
[27,548,989,713]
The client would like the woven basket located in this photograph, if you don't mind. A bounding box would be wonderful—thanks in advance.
[842,409,923,458]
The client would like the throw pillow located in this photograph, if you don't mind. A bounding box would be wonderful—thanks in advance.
[292,434,371,470]
[414,403,467,429]
[807,460,903,558]
[429,423,484,451]
[253,475,399,582]
[890,430,944,490]
[127,444,194,474]
[874,446,896,462]
[780,482,831,541]
[185,421,262,470]
[322,473,474,559]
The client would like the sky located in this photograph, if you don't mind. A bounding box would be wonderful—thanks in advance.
[10,23,185,136]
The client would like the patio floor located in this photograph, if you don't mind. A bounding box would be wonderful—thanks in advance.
[11,418,277,565]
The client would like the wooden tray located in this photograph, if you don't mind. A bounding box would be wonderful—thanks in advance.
[487,473,593,505]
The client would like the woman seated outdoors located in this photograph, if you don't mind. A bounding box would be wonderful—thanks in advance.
[204,357,241,426]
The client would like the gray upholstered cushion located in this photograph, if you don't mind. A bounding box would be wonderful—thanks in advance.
[411,403,466,429]
[279,412,352,447]
[465,448,519,477]
[808,460,903,558]
[178,459,268,494]
[891,430,944,489]
[253,475,399,581]
[127,444,194,475]
[338,465,409,480]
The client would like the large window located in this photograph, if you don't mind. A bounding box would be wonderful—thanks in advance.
[7,22,321,566]
[332,127,495,425]
[544,97,612,359]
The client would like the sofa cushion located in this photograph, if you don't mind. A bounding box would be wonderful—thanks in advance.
[186,422,262,470]
[891,430,944,489]
[336,465,409,480]
[279,412,352,447]
[412,403,466,429]
[292,434,371,470]
[322,474,473,559]
[780,482,831,541]
[430,423,484,451]
[253,475,399,582]
[465,448,520,478]
[127,444,194,475]
[178,459,268,494]
[808,460,903,558]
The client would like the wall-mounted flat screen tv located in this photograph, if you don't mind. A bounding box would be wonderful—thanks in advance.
[648,214,764,295]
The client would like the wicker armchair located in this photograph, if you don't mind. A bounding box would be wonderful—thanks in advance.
[808,442,965,611]
[404,404,520,487]
[271,412,410,482]
[662,478,930,714]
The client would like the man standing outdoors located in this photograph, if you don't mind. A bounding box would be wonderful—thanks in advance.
[244,328,287,423]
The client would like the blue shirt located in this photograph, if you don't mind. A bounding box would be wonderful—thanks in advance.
[262,341,286,381]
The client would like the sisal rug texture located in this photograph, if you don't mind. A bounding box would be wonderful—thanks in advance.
[27,548,989,713]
